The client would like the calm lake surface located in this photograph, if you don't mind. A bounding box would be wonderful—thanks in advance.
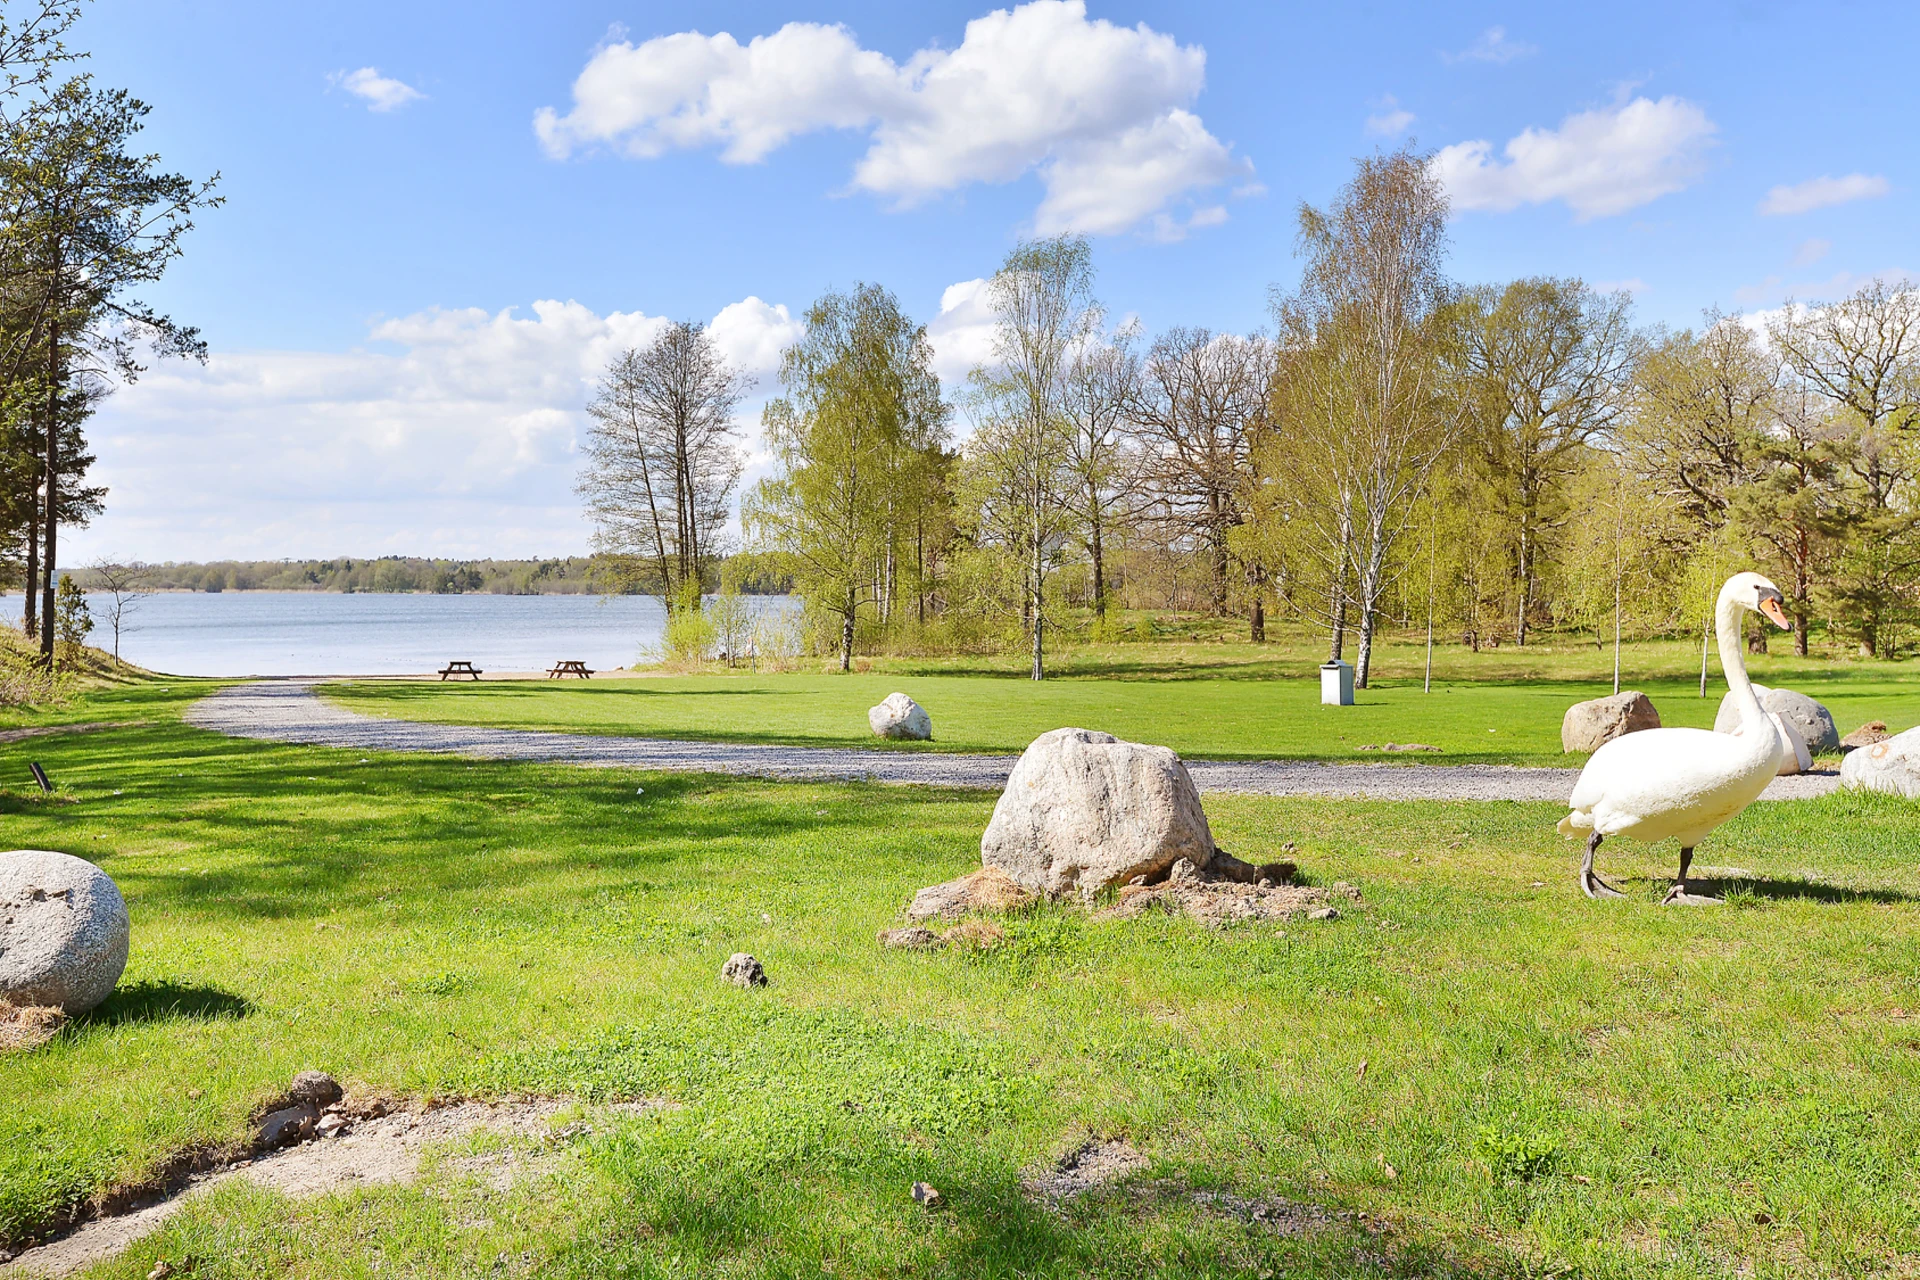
[7,591,799,677]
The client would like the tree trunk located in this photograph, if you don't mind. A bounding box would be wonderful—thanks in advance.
[840,589,855,672]
[1030,545,1045,682]
[1328,504,1352,662]
[1248,561,1266,642]
[1089,499,1105,622]
[1793,530,1809,656]
[39,322,58,666]
[1353,523,1389,688]
[21,463,38,641]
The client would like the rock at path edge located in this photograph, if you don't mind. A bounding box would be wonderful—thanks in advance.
[1561,692,1660,753]
[1715,684,1840,755]
[1841,725,1920,799]
[1842,720,1890,752]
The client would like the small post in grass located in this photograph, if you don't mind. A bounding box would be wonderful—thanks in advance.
[28,762,52,793]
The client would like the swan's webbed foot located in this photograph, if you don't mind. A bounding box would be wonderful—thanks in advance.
[1579,833,1626,900]
[1661,883,1723,906]
[1660,848,1722,905]
[1582,868,1628,899]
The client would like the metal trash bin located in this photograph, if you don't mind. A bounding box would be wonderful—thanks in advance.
[1320,659,1354,706]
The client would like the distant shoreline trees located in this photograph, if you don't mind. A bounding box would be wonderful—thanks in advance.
[731,146,1920,668]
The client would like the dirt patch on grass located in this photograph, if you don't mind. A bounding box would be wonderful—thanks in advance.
[1096,859,1363,927]
[0,1003,65,1052]
[1022,1138,1151,1204]
[0,1096,664,1278]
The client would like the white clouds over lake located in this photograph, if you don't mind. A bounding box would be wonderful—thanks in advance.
[68,298,806,563]
[533,0,1251,238]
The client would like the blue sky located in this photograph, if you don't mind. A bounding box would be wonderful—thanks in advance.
[64,0,1916,562]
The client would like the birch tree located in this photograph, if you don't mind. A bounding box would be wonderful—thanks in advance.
[964,235,1100,681]
[744,284,946,671]
[1266,147,1458,687]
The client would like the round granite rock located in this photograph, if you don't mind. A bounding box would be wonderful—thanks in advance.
[0,850,130,1013]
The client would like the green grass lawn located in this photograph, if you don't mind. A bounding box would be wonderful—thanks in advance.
[325,635,1920,766]
[4,680,1920,1277]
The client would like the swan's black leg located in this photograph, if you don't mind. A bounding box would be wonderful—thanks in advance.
[1662,846,1723,906]
[1580,832,1625,899]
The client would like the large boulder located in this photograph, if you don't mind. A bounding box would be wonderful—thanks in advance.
[981,728,1217,898]
[1841,725,1920,798]
[1715,685,1840,755]
[0,850,130,1013]
[869,692,932,741]
[1561,692,1660,753]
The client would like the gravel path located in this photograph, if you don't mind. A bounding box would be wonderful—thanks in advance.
[184,681,1843,802]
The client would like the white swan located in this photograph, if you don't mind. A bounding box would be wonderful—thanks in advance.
[1558,572,1793,904]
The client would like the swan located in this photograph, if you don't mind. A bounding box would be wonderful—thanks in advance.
[1558,572,1793,904]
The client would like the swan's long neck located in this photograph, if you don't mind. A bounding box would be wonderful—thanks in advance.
[1717,587,1767,727]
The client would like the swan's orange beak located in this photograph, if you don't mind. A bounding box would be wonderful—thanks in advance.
[1760,596,1791,630]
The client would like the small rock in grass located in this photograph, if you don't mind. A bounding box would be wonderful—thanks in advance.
[720,953,767,988]
[1307,907,1340,922]
[905,866,1034,922]
[911,1181,943,1207]
[288,1071,343,1107]
[316,1113,350,1139]
[148,1262,174,1280]
[1841,721,1890,752]
[257,1102,319,1147]
[878,927,942,950]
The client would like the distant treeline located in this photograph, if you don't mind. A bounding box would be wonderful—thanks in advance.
[76,554,795,596]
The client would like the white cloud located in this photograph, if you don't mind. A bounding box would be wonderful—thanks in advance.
[533,1,1250,238]
[1364,95,1415,137]
[1432,95,1715,220]
[1442,26,1537,65]
[708,297,803,377]
[1758,173,1889,216]
[331,67,426,112]
[1792,238,1832,267]
[924,278,997,386]
[65,298,801,563]
[1595,277,1650,297]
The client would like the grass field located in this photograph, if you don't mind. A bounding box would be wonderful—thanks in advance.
[326,635,1920,766]
[5,679,1920,1277]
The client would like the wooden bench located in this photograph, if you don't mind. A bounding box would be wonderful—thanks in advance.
[546,660,594,679]
[438,660,483,681]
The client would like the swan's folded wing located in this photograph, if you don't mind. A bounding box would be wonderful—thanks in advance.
[1567,726,1765,826]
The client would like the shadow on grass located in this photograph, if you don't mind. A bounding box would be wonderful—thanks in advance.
[1696,875,1920,906]
[81,980,253,1026]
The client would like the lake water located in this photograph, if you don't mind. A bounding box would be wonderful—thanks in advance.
[4,591,799,677]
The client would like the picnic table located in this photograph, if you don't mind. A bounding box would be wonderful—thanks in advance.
[438,660,483,681]
[546,660,594,679]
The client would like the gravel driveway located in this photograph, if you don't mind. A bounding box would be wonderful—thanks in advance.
[184,681,1843,803]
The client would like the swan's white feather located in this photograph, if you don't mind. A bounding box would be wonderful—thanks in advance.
[1559,722,1783,847]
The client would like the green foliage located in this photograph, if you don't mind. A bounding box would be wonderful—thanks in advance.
[52,570,88,647]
